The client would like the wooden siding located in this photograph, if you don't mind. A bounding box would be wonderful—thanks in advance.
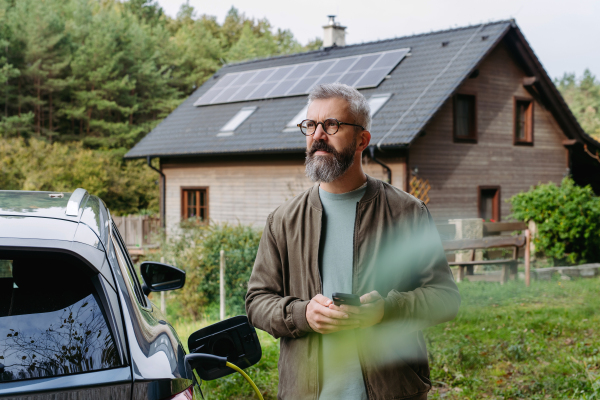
[409,41,568,222]
[163,155,404,228]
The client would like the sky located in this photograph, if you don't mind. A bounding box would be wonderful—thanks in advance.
[157,0,600,80]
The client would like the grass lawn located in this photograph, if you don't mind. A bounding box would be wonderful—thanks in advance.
[171,276,600,399]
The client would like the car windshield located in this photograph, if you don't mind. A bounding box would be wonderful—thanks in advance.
[0,254,122,382]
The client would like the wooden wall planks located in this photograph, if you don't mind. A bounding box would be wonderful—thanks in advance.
[163,156,403,229]
[409,41,568,222]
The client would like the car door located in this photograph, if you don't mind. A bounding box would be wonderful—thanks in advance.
[0,248,131,399]
[108,223,194,400]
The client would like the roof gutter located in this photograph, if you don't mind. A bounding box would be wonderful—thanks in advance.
[147,156,166,228]
[367,146,391,184]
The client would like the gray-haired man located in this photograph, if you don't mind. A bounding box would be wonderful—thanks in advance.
[246,83,460,400]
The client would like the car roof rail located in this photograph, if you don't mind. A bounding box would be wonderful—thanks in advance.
[65,188,88,216]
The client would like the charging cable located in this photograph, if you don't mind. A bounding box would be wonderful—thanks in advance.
[185,353,264,400]
[225,361,264,400]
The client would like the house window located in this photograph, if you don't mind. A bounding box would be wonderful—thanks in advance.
[453,94,477,142]
[478,186,500,222]
[218,106,257,137]
[181,188,209,222]
[514,98,533,145]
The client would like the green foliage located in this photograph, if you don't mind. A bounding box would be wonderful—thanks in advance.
[147,221,262,320]
[509,177,600,265]
[0,138,158,215]
[0,0,318,149]
[556,70,600,141]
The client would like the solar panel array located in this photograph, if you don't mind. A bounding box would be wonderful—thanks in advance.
[194,48,410,106]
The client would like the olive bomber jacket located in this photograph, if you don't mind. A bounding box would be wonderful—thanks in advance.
[245,176,461,400]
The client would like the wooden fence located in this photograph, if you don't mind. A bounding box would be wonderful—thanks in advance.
[113,215,161,247]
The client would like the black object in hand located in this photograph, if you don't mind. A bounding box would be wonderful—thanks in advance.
[332,292,361,307]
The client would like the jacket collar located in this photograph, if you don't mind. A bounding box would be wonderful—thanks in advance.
[308,174,381,211]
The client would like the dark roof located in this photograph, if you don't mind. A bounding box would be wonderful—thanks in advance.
[126,20,537,159]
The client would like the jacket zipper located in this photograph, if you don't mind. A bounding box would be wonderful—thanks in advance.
[315,208,323,400]
[353,202,372,400]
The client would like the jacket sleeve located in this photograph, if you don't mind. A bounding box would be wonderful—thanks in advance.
[245,213,314,339]
[381,204,461,332]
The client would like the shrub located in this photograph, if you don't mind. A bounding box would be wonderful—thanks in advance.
[509,177,600,265]
[148,221,261,320]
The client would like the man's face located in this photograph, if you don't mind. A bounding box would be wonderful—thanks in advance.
[304,98,360,183]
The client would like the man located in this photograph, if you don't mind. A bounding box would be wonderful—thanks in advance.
[246,83,460,400]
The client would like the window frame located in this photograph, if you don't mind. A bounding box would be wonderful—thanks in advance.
[110,222,149,309]
[513,97,534,146]
[453,93,478,143]
[478,185,501,222]
[181,187,210,223]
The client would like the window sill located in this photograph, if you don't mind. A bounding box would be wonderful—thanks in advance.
[514,140,534,146]
[453,137,478,144]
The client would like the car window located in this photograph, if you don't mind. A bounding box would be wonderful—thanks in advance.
[110,225,147,308]
[0,253,122,382]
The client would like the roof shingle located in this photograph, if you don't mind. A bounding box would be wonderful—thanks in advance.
[125,21,512,159]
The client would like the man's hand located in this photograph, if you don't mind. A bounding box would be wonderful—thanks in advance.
[306,294,360,334]
[329,290,385,329]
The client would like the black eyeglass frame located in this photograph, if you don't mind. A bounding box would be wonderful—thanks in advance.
[297,118,365,136]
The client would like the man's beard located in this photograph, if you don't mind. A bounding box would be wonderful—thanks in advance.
[305,138,357,183]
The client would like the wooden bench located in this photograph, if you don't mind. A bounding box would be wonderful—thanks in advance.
[442,235,528,284]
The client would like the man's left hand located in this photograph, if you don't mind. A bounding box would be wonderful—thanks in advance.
[329,290,385,329]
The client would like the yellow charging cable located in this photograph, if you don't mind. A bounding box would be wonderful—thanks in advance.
[226,361,264,400]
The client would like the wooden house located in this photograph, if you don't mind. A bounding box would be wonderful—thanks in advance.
[125,19,600,230]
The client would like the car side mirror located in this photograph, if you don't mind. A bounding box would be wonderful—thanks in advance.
[140,261,185,296]
[185,316,262,381]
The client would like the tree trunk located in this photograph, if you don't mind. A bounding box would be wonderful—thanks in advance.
[49,93,53,134]
[129,89,135,125]
[17,78,21,117]
[36,77,41,136]
[86,83,95,136]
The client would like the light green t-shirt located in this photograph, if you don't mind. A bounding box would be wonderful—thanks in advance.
[318,183,368,400]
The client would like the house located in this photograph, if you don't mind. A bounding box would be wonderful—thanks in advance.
[125,19,600,230]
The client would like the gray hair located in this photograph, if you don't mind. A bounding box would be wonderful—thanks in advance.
[307,83,371,131]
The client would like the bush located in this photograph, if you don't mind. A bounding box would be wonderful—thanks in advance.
[509,177,600,264]
[148,221,261,320]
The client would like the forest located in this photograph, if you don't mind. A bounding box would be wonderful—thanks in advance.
[0,0,598,214]
[0,0,319,214]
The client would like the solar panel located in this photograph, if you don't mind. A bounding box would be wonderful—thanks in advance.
[194,48,409,106]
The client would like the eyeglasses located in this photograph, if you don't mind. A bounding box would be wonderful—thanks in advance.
[297,118,365,136]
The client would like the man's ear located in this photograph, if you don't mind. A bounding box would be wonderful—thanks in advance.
[357,130,371,153]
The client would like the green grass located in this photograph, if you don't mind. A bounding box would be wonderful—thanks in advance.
[169,277,600,400]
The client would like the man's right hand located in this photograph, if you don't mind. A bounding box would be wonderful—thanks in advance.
[306,294,360,334]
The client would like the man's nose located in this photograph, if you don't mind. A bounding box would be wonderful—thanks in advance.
[313,123,328,141]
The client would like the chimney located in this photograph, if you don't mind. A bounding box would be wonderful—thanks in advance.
[322,15,346,47]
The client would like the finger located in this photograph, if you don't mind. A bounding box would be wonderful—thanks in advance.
[319,306,349,319]
[339,304,362,314]
[360,290,382,304]
[313,294,333,307]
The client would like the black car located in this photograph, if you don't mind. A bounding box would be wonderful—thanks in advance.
[0,189,199,399]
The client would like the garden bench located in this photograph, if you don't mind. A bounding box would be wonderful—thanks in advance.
[442,234,528,284]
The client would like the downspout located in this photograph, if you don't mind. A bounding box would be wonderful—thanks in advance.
[147,156,166,228]
[367,146,392,184]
